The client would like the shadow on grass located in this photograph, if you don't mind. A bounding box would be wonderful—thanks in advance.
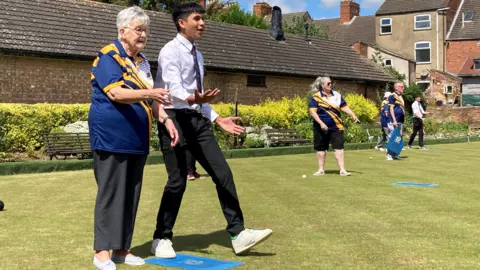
[131,230,276,258]
[323,170,363,175]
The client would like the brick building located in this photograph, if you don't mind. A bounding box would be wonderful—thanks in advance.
[0,0,392,105]
[446,0,480,106]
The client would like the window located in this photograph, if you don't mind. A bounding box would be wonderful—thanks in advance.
[247,75,266,87]
[464,12,474,21]
[474,58,480,70]
[383,59,393,67]
[416,81,430,92]
[415,41,431,64]
[415,14,431,30]
[380,18,392,34]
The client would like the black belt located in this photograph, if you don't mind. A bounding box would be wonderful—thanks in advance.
[166,108,201,114]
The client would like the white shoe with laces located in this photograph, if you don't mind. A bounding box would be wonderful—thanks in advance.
[313,169,325,176]
[111,254,145,265]
[386,154,393,161]
[93,256,116,270]
[151,239,176,258]
[340,170,351,176]
[231,228,273,255]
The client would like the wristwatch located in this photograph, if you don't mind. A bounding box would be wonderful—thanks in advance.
[161,116,171,125]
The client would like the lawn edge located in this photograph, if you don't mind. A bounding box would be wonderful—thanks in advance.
[1,137,478,175]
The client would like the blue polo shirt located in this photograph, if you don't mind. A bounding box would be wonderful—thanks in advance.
[388,92,405,124]
[88,40,152,155]
[380,100,390,128]
[308,90,347,131]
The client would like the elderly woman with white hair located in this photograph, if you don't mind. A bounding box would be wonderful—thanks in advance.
[308,76,359,176]
[88,6,178,270]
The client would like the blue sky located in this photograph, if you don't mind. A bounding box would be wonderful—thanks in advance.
[234,0,386,19]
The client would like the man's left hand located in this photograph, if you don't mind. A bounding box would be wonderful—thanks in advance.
[165,119,179,147]
[215,116,245,135]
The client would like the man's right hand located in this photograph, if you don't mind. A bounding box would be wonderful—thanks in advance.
[149,88,171,105]
[393,120,398,127]
[189,88,221,104]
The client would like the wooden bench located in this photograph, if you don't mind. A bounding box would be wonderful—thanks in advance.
[359,123,383,143]
[469,123,480,132]
[265,129,310,147]
[44,132,91,160]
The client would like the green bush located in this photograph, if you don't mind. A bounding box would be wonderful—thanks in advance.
[423,118,441,138]
[244,137,264,148]
[342,93,379,124]
[0,104,90,152]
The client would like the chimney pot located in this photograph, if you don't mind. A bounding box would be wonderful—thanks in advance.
[269,6,285,41]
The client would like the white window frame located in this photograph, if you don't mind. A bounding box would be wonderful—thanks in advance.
[380,18,392,35]
[414,14,431,30]
[415,41,431,64]
[474,58,480,70]
[383,59,393,67]
[464,12,474,22]
[416,81,430,92]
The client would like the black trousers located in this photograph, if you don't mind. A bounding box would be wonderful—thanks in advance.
[408,118,424,147]
[93,150,147,251]
[186,148,197,174]
[154,109,245,240]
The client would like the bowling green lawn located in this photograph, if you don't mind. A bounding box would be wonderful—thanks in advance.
[1,142,480,269]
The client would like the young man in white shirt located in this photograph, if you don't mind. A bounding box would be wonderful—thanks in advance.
[151,3,272,258]
[407,95,428,150]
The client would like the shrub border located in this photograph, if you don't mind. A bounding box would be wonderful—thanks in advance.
[1,137,479,176]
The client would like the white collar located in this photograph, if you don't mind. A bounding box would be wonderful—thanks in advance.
[176,33,195,51]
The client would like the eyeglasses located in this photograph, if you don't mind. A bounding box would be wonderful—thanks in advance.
[125,27,149,36]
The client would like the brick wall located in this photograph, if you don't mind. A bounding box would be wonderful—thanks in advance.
[0,55,92,103]
[446,40,480,73]
[0,55,383,105]
[426,70,462,105]
[429,106,480,124]
[204,72,382,105]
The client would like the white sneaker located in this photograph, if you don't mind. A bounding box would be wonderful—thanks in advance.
[313,169,325,176]
[232,228,272,255]
[93,256,116,270]
[419,147,428,150]
[386,154,393,161]
[375,146,384,152]
[151,239,176,258]
[339,170,351,176]
[111,254,145,266]
[407,146,412,150]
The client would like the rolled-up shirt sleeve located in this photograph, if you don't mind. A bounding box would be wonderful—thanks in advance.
[159,47,191,101]
[201,103,219,122]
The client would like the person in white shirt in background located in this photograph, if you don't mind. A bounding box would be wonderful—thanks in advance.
[150,2,272,259]
[407,95,429,150]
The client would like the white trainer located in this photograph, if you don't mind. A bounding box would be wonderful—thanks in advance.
[111,254,145,266]
[386,154,393,161]
[93,256,116,270]
[375,146,384,152]
[151,239,176,258]
[232,228,272,255]
[313,169,325,176]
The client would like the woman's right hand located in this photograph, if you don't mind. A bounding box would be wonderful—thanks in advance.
[320,123,328,131]
[149,88,171,105]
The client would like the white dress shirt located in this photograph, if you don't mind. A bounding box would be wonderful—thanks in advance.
[154,33,219,121]
[411,101,425,118]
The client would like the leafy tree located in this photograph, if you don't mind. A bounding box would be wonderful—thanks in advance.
[208,3,268,29]
[283,16,328,39]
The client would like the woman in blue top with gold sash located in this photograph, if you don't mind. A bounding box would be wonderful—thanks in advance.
[88,6,178,270]
[308,76,359,177]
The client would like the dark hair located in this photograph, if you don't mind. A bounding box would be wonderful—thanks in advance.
[172,2,205,32]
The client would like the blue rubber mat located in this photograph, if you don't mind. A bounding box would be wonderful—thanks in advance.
[145,253,244,269]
